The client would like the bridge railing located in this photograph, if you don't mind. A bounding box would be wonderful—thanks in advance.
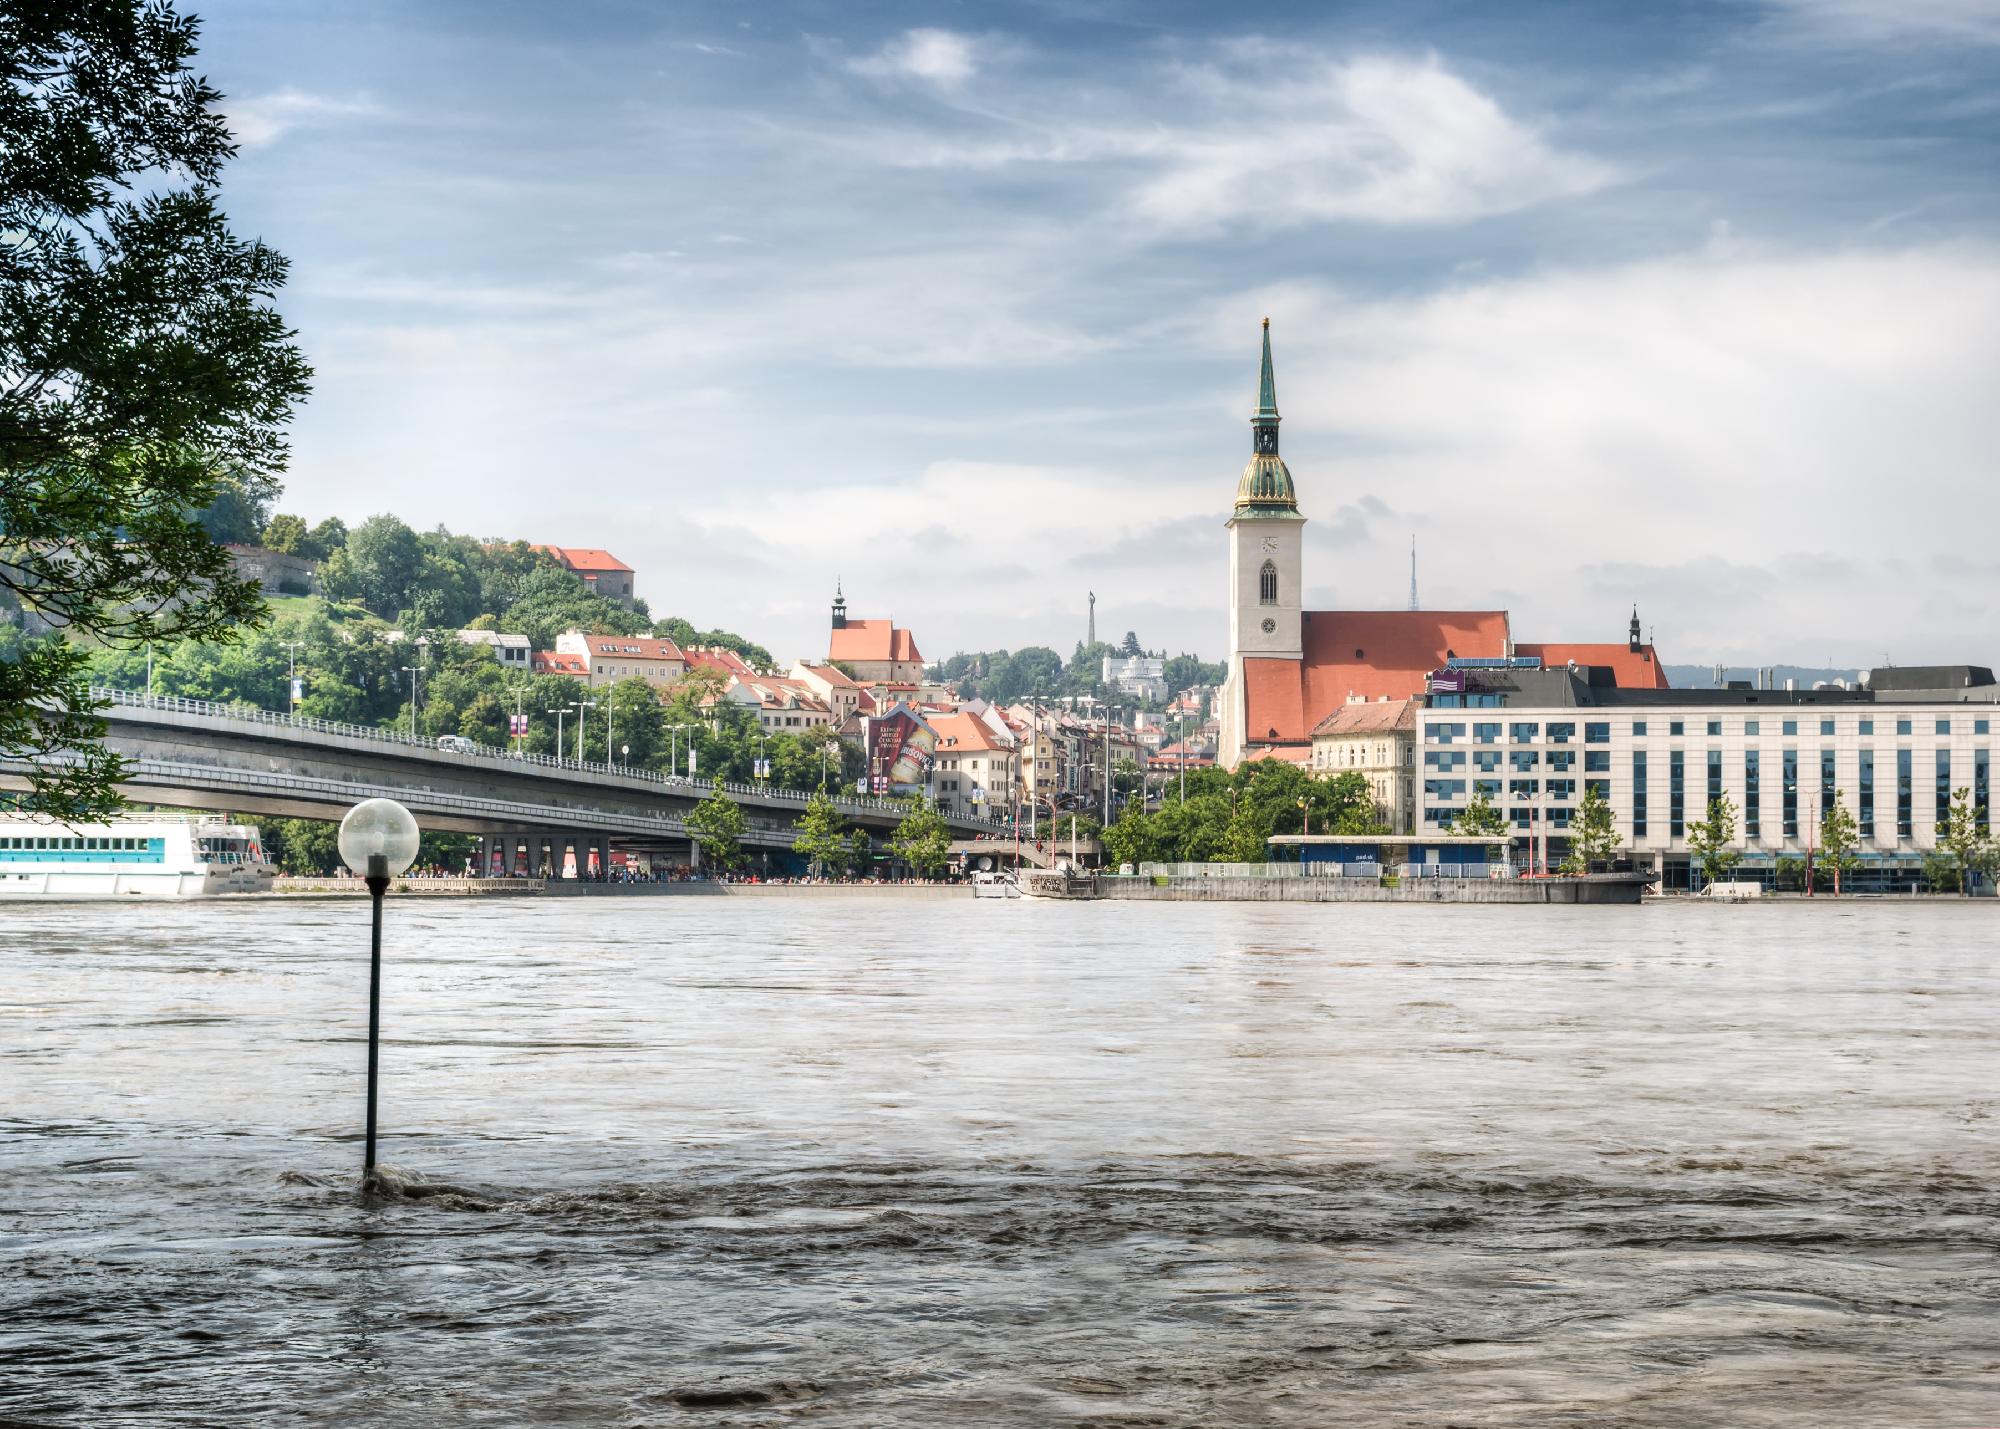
[88,685,1013,829]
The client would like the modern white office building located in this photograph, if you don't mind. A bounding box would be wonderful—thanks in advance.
[1418,663,1997,891]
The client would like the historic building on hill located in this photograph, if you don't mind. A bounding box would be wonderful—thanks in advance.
[1218,321,1668,770]
[827,584,926,685]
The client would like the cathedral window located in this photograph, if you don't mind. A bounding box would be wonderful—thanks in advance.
[1258,560,1278,605]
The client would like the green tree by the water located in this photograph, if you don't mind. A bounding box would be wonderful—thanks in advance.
[890,799,952,877]
[791,790,851,877]
[1,0,312,817]
[684,781,747,869]
[1816,790,1859,895]
[1686,795,1741,887]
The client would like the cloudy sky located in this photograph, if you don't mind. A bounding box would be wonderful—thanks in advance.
[201,0,2000,670]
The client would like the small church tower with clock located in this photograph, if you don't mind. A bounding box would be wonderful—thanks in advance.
[1220,320,1306,761]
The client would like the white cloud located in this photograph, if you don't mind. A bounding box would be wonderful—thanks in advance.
[850,29,982,87]
[1130,55,1619,231]
[224,88,381,148]
[817,49,1616,232]
[1235,244,2000,662]
[1765,0,2000,43]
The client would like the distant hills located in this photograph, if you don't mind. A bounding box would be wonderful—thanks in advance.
[1665,664,1863,690]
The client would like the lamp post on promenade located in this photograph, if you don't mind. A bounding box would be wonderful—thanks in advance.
[337,798,420,1185]
[548,706,569,767]
[401,664,422,740]
[575,699,596,763]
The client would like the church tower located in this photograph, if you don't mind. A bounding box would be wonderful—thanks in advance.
[1220,320,1306,765]
[1228,320,1305,660]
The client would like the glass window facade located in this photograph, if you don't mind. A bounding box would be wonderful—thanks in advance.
[1426,722,1466,744]
[1510,750,1539,772]
[1937,749,1952,828]
[1859,749,1874,837]
[1706,720,1722,737]
[1669,750,1685,838]
[1510,722,1539,744]
[1936,719,1951,735]
[1977,749,1990,831]
[1897,719,1912,736]
[1707,749,1723,808]
[1546,722,1575,744]
[1548,750,1575,771]
[1472,750,1501,772]
[1584,751,1610,773]
[1897,748,1913,838]
[1821,719,1835,736]
[1669,721,1684,737]
[1585,722,1610,744]
[1820,749,1836,826]
[1424,750,1466,770]
[1633,751,1648,838]
[1859,720,1873,735]
[1474,722,1501,744]
[1632,721,1648,737]
[1745,720,1760,736]
[1745,750,1761,839]
[1783,720,1797,736]
[1782,749,1798,838]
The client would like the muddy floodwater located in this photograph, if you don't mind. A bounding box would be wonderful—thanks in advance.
[2,897,1996,1425]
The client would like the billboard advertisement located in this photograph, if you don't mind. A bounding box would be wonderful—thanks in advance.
[867,705,937,796]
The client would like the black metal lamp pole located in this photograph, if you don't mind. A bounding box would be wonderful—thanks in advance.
[364,852,388,1175]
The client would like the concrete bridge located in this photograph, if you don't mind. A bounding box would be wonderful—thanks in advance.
[1,688,1011,875]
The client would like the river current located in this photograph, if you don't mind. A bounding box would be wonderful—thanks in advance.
[1,897,1994,1425]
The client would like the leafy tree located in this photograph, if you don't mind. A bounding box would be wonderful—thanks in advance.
[1,1,311,817]
[1452,791,1507,838]
[303,516,347,561]
[1921,848,1960,894]
[1816,789,1859,895]
[890,798,952,877]
[1775,854,1805,891]
[655,616,774,671]
[1569,784,1620,868]
[504,562,649,648]
[1685,795,1741,887]
[260,512,308,553]
[844,828,872,878]
[328,514,423,615]
[1936,787,1995,896]
[1120,630,1141,657]
[263,816,340,874]
[684,781,747,869]
[791,790,851,876]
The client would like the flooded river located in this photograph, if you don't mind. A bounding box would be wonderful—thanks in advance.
[2,897,1995,1425]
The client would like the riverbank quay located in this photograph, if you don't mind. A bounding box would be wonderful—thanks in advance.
[272,876,970,898]
[1085,872,1649,903]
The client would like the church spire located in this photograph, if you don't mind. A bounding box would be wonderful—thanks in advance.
[1234,318,1298,514]
[1257,316,1278,421]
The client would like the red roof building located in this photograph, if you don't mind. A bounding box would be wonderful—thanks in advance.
[825,583,925,684]
[534,545,637,608]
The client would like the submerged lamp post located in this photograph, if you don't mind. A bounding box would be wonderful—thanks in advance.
[338,798,421,1180]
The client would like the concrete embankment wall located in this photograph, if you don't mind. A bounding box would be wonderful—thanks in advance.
[1096,876,1643,904]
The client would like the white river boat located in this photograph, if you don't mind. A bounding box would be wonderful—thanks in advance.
[0,815,277,900]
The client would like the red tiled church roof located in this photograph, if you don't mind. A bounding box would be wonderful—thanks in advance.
[1245,610,1510,745]
[829,619,924,665]
[1515,642,1671,690]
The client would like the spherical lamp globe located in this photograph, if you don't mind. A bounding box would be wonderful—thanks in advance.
[338,798,421,878]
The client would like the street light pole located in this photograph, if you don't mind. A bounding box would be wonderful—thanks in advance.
[336,798,420,1186]
[549,707,569,765]
[401,664,422,740]
[283,641,304,715]
[576,699,596,763]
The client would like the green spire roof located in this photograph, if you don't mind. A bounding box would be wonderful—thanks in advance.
[1257,315,1278,417]
[1235,317,1300,517]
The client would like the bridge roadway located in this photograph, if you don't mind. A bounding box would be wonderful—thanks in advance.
[1,689,1011,870]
